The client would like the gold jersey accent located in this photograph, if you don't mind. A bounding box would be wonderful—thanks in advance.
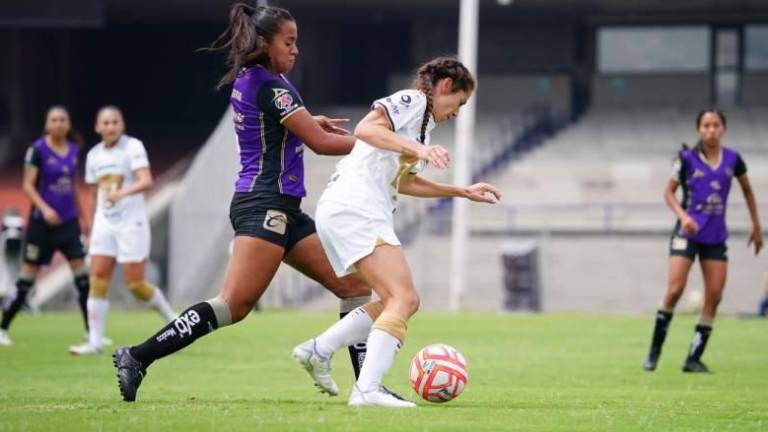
[97,173,124,192]
[391,154,419,199]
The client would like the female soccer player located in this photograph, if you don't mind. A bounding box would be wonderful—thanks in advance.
[0,106,91,347]
[293,57,502,407]
[112,4,373,401]
[643,109,763,373]
[68,106,176,355]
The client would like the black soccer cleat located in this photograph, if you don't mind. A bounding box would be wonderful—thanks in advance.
[682,359,712,373]
[642,350,660,371]
[113,347,147,402]
[381,385,408,401]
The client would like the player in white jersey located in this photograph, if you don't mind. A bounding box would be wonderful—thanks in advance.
[69,106,175,355]
[293,57,501,407]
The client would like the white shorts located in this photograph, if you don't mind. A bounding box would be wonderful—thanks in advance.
[89,219,150,263]
[315,200,400,277]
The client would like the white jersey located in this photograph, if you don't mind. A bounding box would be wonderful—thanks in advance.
[320,89,436,217]
[85,135,150,227]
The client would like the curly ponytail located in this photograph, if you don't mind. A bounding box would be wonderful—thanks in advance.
[206,3,294,89]
[412,56,475,143]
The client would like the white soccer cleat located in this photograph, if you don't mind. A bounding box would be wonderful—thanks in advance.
[348,385,417,408]
[292,339,339,396]
[68,342,103,356]
[0,330,12,346]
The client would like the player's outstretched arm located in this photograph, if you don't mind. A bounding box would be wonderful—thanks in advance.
[355,107,450,169]
[283,109,356,156]
[398,174,501,203]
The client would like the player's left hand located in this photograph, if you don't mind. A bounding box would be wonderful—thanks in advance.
[105,189,125,205]
[463,183,502,204]
[314,116,351,135]
[748,227,763,255]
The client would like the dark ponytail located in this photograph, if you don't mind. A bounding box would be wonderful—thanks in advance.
[411,56,475,144]
[206,3,294,90]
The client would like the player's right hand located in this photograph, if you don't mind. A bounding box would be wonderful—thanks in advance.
[418,145,450,169]
[43,208,62,226]
[681,214,698,234]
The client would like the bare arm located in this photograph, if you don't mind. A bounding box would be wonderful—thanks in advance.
[664,179,698,234]
[282,108,356,156]
[354,107,450,169]
[399,174,501,203]
[737,174,763,254]
[22,165,61,225]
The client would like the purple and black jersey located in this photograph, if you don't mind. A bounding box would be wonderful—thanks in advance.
[674,145,747,244]
[231,65,307,197]
[25,137,80,223]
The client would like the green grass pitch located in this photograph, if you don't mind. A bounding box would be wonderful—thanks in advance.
[1,310,766,431]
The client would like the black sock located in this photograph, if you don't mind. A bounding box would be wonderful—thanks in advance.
[648,309,673,355]
[341,311,367,379]
[73,274,89,331]
[130,301,219,368]
[686,324,712,362]
[1,278,34,331]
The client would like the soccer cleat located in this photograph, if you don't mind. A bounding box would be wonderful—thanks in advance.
[381,386,409,401]
[642,350,660,371]
[348,385,416,408]
[68,342,103,356]
[292,339,339,396]
[113,347,146,402]
[682,359,712,373]
[0,329,12,346]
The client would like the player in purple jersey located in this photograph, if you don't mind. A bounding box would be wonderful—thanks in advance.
[643,109,763,373]
[112,3,375,402]
[0,106,90,347]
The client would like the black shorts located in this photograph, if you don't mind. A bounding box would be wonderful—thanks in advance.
[669,235,727,262]
[23,218,86,265]
[229,192,316,254]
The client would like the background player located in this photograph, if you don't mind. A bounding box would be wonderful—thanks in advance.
[293,57,501,407]
[0,106,90,347]
[643,109,763,373]
[112,4,376,402]
[68,106,175,355]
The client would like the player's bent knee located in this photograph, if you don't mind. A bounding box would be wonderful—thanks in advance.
[127,281,155,301]
[362,300,384,320]
[89,277,110,299]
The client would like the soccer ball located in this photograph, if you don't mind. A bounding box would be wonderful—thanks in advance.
[409,343,469,403]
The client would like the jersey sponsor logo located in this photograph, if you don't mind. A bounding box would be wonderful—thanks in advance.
[400,94,412,105]
[710,180,721,190]
[47,157,57,165]
[263,209,288,235]
[692,169,705,179]
[272,88,297,116]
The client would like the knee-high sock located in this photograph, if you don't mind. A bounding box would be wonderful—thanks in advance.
[314,300,378,360]
[648,309,673,355]
[129,297,231,368]
[355,312,407,393]
[686,317,713,362]
[87,298,110,347]
[1,277,34,331]
[72,269,90,331]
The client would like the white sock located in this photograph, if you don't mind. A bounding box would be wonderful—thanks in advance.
[87,298,109,348]
[355,329,401,393]
[314,306,374,358]
[146,287,176,323]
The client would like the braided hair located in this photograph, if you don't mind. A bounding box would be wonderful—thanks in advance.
[411,57,475,143]
[206,3,295,89]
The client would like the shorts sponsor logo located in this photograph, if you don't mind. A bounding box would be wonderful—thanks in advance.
[25,244,40,260]
[173,310,201,339]
[671,236,688,251]
[232,88,243,101]
[264,209,288,235]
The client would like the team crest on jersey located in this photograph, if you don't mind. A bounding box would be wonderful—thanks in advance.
[47,157,57,165]
[710,180,721,190]
[272,88,297,116]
